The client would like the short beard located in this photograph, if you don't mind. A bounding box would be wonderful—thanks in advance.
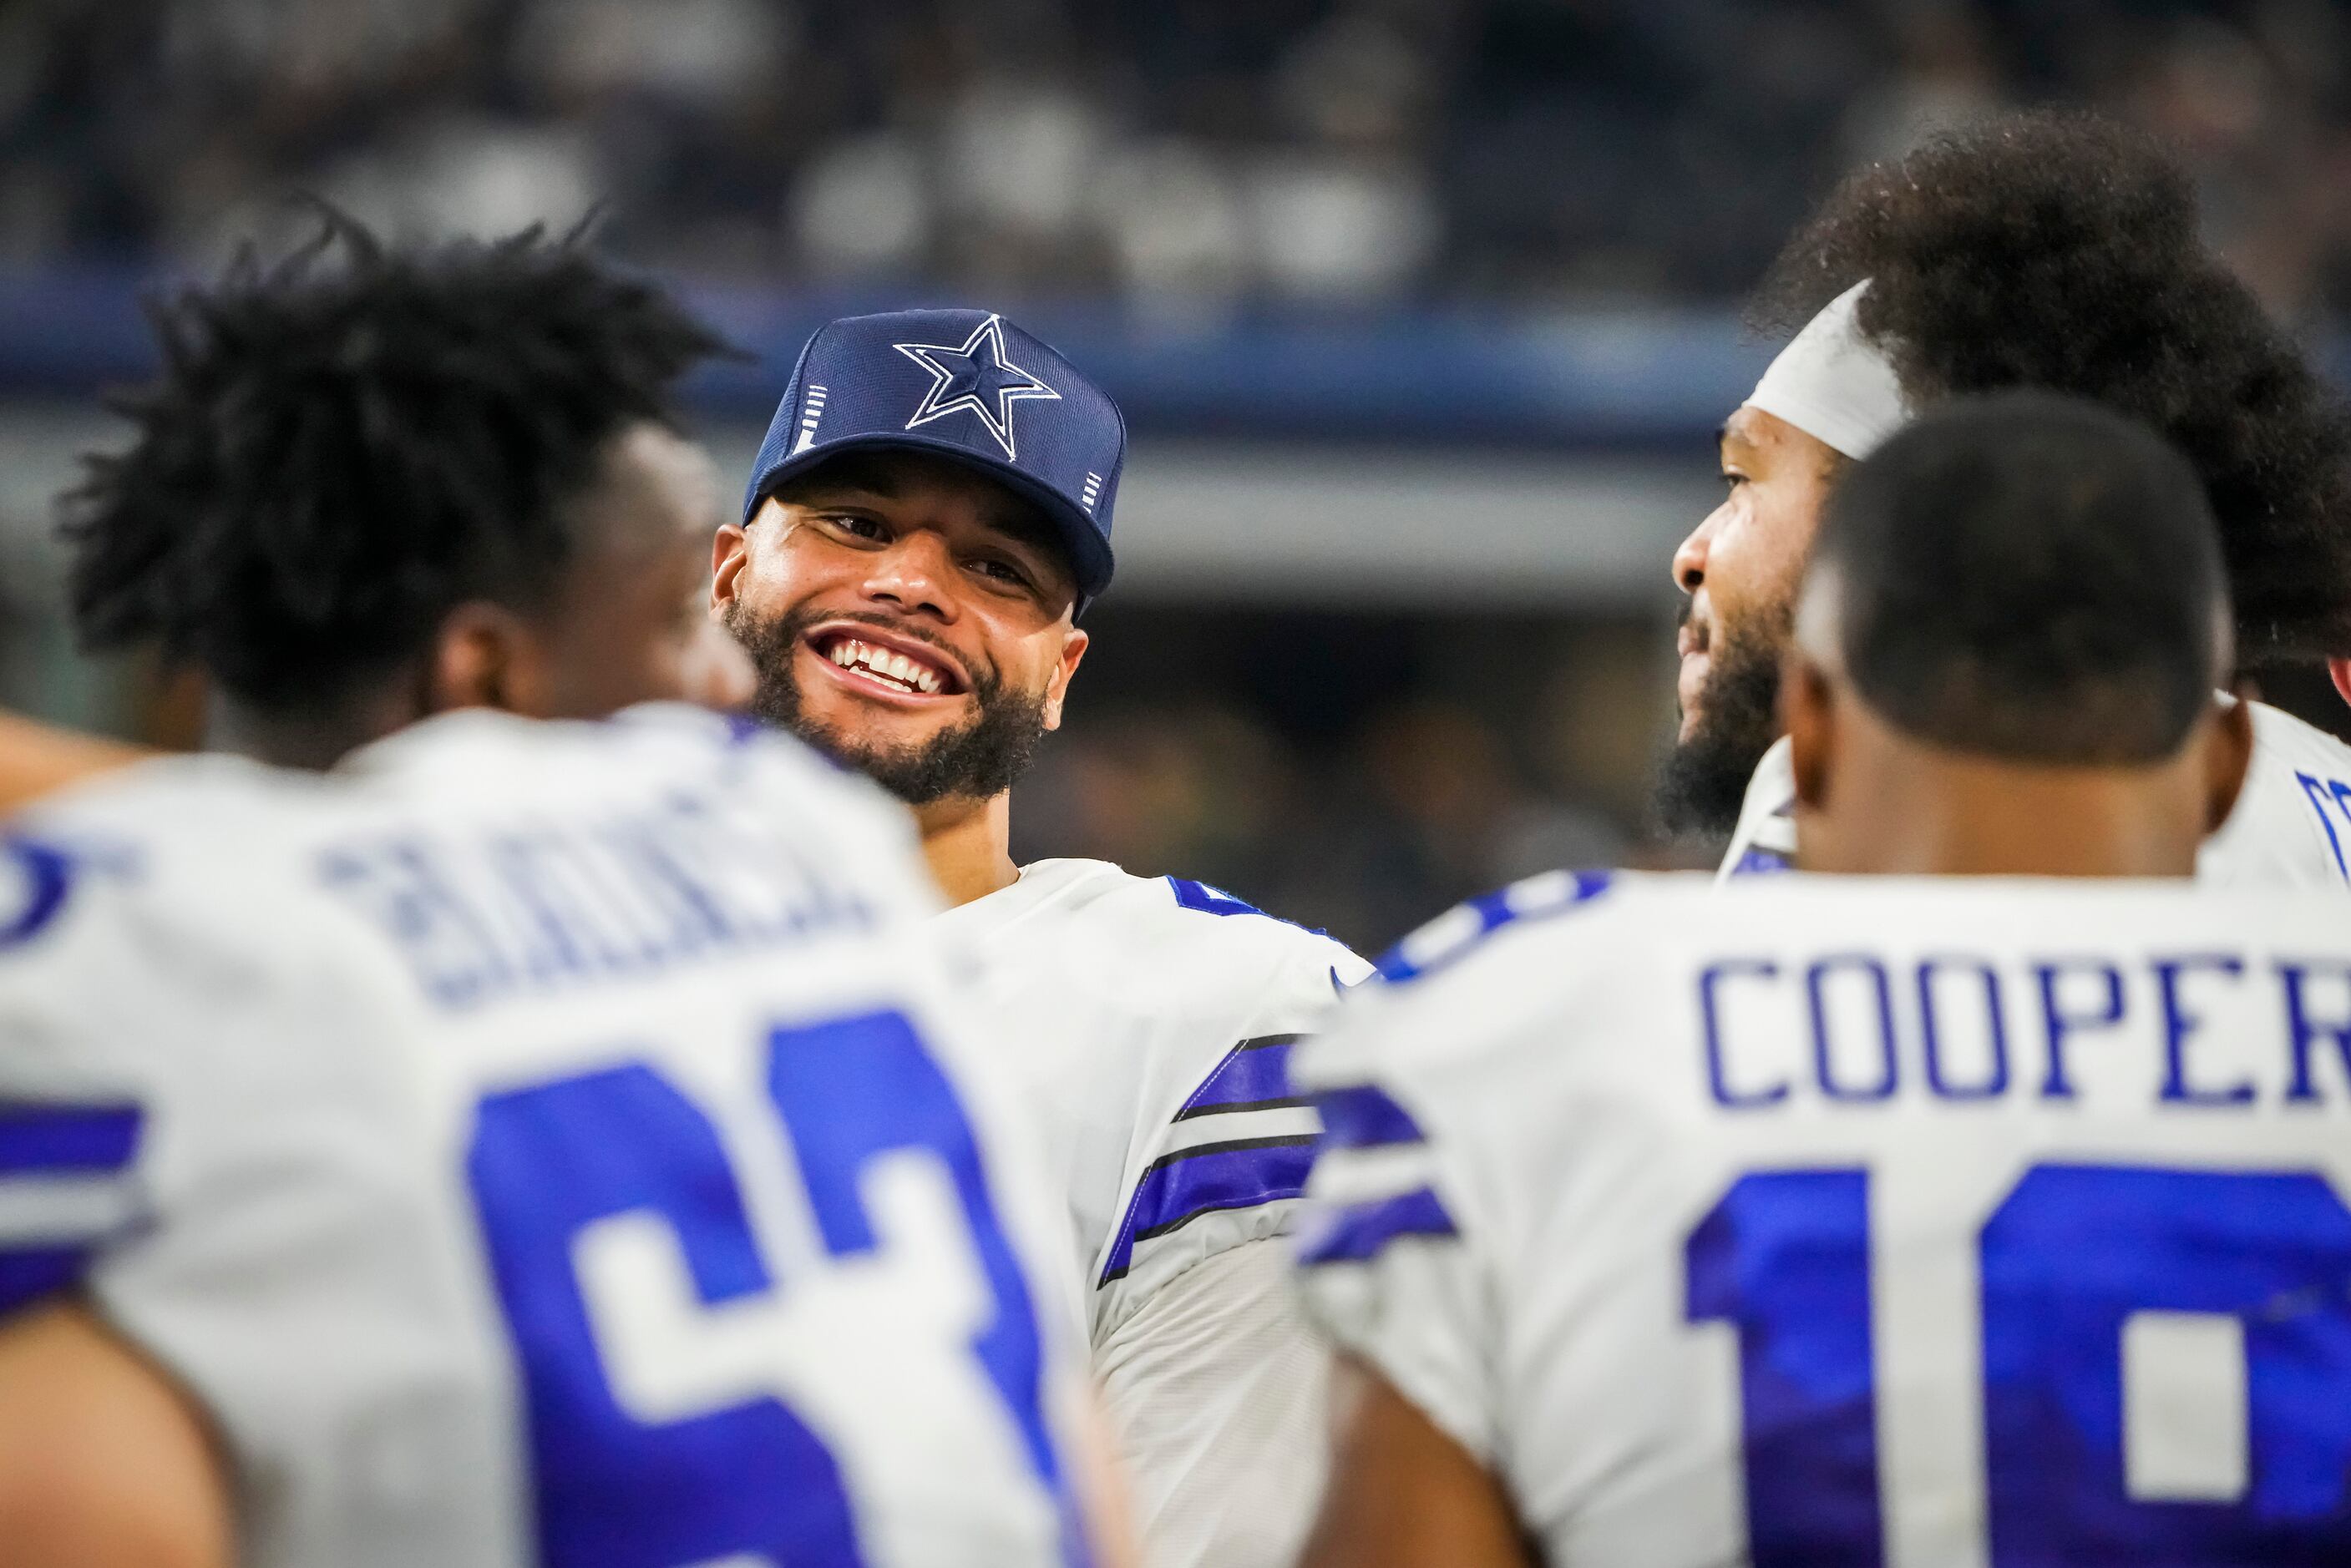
[1654,615,1788,840]
[724,602,1050,807]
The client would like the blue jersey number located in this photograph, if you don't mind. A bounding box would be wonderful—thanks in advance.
[1688,1164,2351,1565]
[469,1009,1069,1568]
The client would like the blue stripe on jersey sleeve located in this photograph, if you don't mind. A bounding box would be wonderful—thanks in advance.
[1374,868,1614,984]
[0,1103,145,1314]
[1170,1035,1305,1120]
[1164,876,1349,946]
[1314,1084,1425,1151]
[1098,1135,1320,1286]
[1295,1187,1457,1266]
[1729,847,1794,877]
[1165,877,1265,918]
[0,1103,141,1173]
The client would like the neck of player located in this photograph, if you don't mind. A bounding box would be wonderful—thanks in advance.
[917,790,1022,906]
[206,685,422,772]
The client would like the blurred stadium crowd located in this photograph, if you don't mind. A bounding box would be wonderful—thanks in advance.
[8,0,2351,317]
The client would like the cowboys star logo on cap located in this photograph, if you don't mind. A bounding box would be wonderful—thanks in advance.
[893,314,1061,460]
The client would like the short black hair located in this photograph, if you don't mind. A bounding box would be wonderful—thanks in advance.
[1756,110,2351,664]
[62,214,728,709]
[1814,392,2226,765]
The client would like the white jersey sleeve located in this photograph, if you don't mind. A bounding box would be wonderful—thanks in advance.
[0,706,1093,1568]
[1719,698,2351,888]
[933,862,1370,1568]
[1297,870,2351,1565]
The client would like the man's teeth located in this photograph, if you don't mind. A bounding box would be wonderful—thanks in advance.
[828,638,943,694]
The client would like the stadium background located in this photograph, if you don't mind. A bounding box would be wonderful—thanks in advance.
[3,0,2348,950]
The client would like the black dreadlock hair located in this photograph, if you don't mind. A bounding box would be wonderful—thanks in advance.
[62,212,729,710]
[1753,110,2351,664]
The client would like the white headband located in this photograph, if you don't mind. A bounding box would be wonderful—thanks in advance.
[1746,280,1909,459]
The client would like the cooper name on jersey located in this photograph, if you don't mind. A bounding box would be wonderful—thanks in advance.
[1700,945,2351,1112]
[319,785,881,1011]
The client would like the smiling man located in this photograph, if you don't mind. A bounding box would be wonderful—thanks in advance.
[715,309,1369,1568]
[1657,113,2351,887]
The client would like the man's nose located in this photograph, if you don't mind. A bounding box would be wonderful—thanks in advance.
[861,530,958,620]
[1673,510,1721,595]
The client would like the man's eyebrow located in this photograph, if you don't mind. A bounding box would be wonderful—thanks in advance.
[978,498,1063,559]
[785,460,907,504]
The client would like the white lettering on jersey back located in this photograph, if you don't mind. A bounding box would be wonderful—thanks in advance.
[1299,873,2351,1567]
[1717,697,2351,888]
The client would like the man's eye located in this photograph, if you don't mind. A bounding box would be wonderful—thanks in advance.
[1720,472,1748,492]
[824,513,889,540]
[972,558,1031,588]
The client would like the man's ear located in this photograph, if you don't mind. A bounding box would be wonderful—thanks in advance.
[712,521,750,614]
[2201,688,2257,837]
[427,602,549,718]
[1041,626,1089,732]
[1783,652,1838,812]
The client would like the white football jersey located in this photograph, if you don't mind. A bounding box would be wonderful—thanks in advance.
[1297,870,2351,1566]
[0,706,1091,1568]
[931,860,1370,1568]
[1719,698,2351,887]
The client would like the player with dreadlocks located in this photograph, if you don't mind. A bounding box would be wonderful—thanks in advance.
[1658,111,2351,886]
[61,214,751,762]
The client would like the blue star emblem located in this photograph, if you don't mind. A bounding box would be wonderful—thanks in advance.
[893,315,1061,460]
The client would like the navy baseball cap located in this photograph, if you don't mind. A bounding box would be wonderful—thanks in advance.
[742,309,1125,607]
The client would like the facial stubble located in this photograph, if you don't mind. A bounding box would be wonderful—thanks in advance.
[723,601,1051,807]
[1654,604,1792,839]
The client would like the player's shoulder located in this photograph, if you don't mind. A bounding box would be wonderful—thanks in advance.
[1358,867,1818,1029]
[1301,869,1682,1104]
[0,754,393,1161]
[985,857,1365,976]
[11,749,346,929]
[1367,866,1644,988]
[2202,699,2351,889]
[24,746,339,844]
[2247,695,2351,768]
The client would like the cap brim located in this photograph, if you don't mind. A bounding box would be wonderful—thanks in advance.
[746,433,1113,604]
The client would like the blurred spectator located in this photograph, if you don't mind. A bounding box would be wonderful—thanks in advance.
[9,0,2351,320]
